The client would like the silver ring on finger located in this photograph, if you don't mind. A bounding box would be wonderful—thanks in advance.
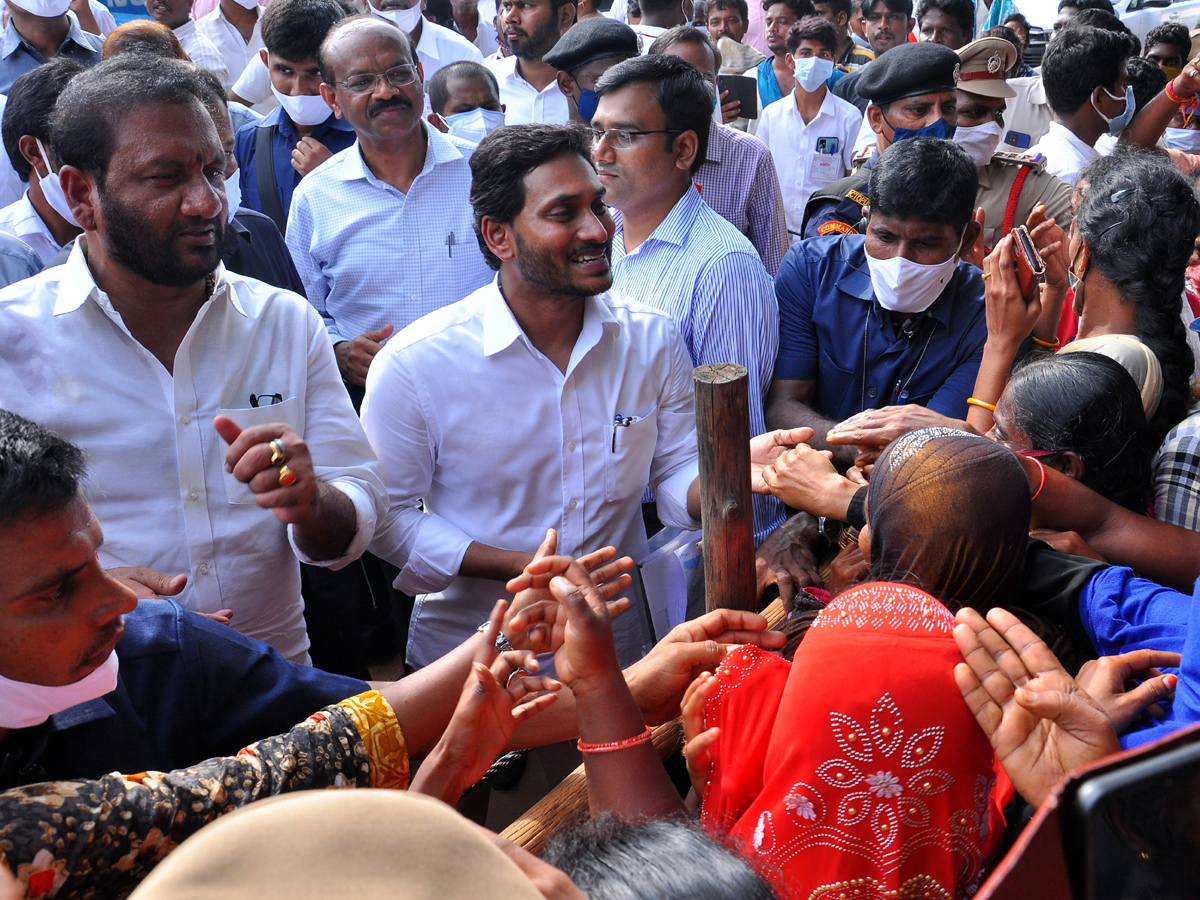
[268,438,287,467]
[506,666,531,689]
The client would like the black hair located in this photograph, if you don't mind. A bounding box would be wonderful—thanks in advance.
[628,0,641,15]
[1042,25,1137,116]
[469,122,594,269]
[762,0,816,17]
[640,0,684,17]
[813,0,851,21]
[703,0,749,24]
[786,15,838,53]
[49,55,210,187]
[594,54,712,175]
[915,0,972,40]
[423,0,455,25]
[261,0,346,63]
[0,410,86,530]
[869,136,976,232]
[648,24,722,71]
[1125,55,1168,115]
[1002,11,1028,29]
[862,0,912,20]
[1072,8,1139,55]
[542,816,777,900]
[1057,0,1113,12]
[1004,352,1152,510]
[1076,151,1200,441]
[428,60,501,115]
[318,15,416,86]
[1145,22,1191,60]
[2,57,83,182]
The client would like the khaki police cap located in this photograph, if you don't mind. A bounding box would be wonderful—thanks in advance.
[955,36,1017,99]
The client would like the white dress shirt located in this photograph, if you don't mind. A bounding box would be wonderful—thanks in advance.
[362,280,701,668]
[0,241,385,663]
[470,16,498,57]
[1004,74,1051,149]
[175,18,232,88]
[0,192,59,265]
[1030,121,1101,186]
[195,5,264,89]
[229,52,279,114]
[484,54,569,125]
[756,88,861,240]
[630,22,666,53]
[0,97,22,211]
[415,19,484,81]
[287,122,492,343]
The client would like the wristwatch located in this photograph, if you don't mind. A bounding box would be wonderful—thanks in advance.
[816,515,845,544]
[477,621,513,653]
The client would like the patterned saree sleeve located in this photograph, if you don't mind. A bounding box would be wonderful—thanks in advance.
[0,690,409,899]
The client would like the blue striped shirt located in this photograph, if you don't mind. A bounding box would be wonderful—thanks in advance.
[611,185,783,538]
[286,122,494,344]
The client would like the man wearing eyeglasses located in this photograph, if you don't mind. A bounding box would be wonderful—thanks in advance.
[286,15,492,394]
[593,54,782,542]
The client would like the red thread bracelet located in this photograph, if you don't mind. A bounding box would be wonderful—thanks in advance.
[1166,80,1197,108]
[577,726,653,753]
[1030,456,1047,503]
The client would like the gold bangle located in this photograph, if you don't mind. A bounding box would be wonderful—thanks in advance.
[967,397,997,412]
[1031,334,1060,348]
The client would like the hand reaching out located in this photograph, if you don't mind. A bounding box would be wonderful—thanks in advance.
[749,426,816,494]
[1075,649,1180,734]
[410,600,561,806]
[953,606,1121,807]
[681,671,720,807]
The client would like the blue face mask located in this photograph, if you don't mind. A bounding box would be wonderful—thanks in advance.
[888,114,956,143]
[577,87,599,123]
[1093,84,1136,136]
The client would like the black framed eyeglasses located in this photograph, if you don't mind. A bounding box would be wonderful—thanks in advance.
[590,127,683,150]
[336,64,420,94]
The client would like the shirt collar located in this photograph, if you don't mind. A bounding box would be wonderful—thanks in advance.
[1047,121,1099,159]
[337,119,462,186]
[47,695,115,731]
[2,16,92,59]
[704,119,725,165]
[482,276,620,361]
[415,18,440,61]
[54,237,244,318]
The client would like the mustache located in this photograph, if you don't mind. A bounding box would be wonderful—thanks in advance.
[78,620,123,669]
[368,96,410,116]
[570,242,609,258]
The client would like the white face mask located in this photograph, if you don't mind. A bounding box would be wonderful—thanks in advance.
[867,233,964,314]
[1164,126,1200,154]
[34,137,79,226]
[225,169,242,223]
[0,651,119,729]
[445,106,505,143]
[230,0,260,11]
[372,2,423,32]
[8,0,73,17]
[793,56,834,94]
[954,120,1002,167]
[270,86,333,126]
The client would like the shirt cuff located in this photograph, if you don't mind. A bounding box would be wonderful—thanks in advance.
[656,458,701,531]
[396,516,475,595]
[337,690,410,790]
[288,480,377,569]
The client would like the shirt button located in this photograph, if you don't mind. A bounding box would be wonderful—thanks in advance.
[187,488,199,501]
[568,441,577,452]
[867,387,878,399]
[180,413,191,425]
[408,249,415,256]
[198,564,210,575]
[568,499,578,510]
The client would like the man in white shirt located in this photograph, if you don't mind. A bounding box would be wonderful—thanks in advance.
[485,0,574,124]
[288,16,492,392]
[451,0,499,56]
[0,58,81,264]
[1030,24,1136,185]
[0,56,385,663]
[195,0,263,88]
[754,15,859,240]
[147,0,231,85]
[362,122,802,667]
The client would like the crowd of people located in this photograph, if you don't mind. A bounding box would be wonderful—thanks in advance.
[0,0,1198,894]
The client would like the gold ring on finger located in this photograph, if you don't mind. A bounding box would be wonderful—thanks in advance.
[277,464,297,487]
[268,438,287,467]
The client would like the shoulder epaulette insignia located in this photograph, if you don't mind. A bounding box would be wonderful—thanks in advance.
[991,148,1047,171]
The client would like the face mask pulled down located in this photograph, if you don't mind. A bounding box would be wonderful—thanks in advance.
[0,651,119,729]
[867,234,964,314]
[1093,84,1135,136]
[35,138,79,226]
[371,2,423,32]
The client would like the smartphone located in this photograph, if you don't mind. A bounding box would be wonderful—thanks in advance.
[717,74,759,119]
[1012,224,1046,300]
[1005,130,1032,149]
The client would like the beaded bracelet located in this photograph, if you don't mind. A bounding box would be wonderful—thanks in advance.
[1031,334,1060,349]
[1030,456,1047,503]
[578,725,653,754]
[966,397,997,412]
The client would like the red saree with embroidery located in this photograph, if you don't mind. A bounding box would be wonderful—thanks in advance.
[701,582,1013,900]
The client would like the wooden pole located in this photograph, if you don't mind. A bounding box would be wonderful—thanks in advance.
[693,363,756,613]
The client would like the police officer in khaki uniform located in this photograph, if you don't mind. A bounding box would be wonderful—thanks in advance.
[955,35,1074,252]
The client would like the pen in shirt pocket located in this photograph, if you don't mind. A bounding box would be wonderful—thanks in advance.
[612,415,640,451]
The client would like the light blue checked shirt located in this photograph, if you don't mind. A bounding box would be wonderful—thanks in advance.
[611,185,783,538]
[286,122,493,345]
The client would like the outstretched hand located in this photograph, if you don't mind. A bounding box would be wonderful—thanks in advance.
[681,671,720,806]
[1075,649,1179,734]
[544,565,624,691]
[749,426,816,493]
[953,607,1120,807]
[410,600,561,806]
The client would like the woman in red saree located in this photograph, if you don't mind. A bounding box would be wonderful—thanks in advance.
[697,429,1025,900]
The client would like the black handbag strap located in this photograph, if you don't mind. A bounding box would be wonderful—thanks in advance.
[255,124,289,235]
